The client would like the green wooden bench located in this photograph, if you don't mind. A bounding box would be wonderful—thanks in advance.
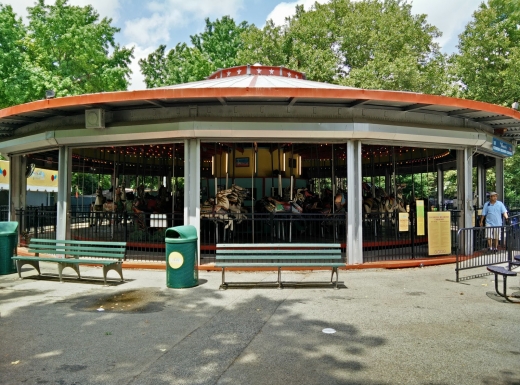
[12,239,127,285]
[215,243,344,289]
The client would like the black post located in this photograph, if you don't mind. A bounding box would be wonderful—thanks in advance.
[411,210,416,259]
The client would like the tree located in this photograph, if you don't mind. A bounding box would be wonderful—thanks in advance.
[26,0,134,97]
[451,0,520,106]
[139,16,250,87]
[238,0,449,94]
[0,0,133,108]
[0,5,35,108]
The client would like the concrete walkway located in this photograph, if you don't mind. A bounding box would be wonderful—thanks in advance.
[0,263,519,385]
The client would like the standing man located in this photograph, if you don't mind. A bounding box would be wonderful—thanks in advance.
[479,192,508,251]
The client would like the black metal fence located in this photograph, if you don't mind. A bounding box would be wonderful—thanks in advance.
[362,210,463,262]
[13,205,499,266]
[455,213,520,281]
[0,205,8,221]
[200,212,347,263]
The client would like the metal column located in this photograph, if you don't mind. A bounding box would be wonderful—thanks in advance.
[347,140,363,265]
[184,139,201,263]
[8,155,26,221]
[456,148,474,255]
[56,146,72,241]
[496,158,504,200]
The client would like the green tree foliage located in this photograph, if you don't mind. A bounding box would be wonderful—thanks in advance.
[0,5,35,108]
[0,0,133,108]
[238,0,449,93]
[139,16,250,88]
[451,0,520,106]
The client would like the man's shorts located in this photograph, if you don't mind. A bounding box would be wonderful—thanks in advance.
[485,225,501,239]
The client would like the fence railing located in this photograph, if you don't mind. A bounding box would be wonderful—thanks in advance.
[455,214,520,281]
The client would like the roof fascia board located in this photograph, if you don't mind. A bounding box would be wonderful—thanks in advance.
[1,132,58,155]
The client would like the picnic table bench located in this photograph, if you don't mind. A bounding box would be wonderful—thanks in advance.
[12,239,126,285]
[486,255,520,302]
[215,243,344,289]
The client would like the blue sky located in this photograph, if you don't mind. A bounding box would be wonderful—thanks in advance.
[4,0,484,90]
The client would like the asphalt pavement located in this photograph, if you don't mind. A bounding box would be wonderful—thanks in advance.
[1,263,519,385]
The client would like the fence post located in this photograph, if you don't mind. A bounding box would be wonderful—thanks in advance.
[411,210,415,259]
[507,222,513,267]
[33,208,39,239]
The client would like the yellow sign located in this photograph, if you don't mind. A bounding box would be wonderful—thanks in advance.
[416,200,425,236]
[168,251,184,269]
[427,211,451,255]
[399,213,409,232]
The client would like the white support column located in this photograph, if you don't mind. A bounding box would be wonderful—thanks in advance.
[347,140,363,265]
[8,155,26,222]
[456,148,474,255]
[496,158,504,200]
[184,139,201,263]
[56,146,72,240]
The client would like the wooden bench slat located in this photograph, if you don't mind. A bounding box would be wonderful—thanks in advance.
[28,249,124,259]
[216,263,344,267]
[218,254,341,260]
[217,243,340,248]
[16,239,127,285]
[30,239,126,246]
[28,245,126,252]
[215,242,343,289]
[216,249,341,255]
[13,256,118,266]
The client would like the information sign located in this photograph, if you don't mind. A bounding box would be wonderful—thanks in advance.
[427,212,451,255]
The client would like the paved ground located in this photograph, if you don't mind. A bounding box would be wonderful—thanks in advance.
[0,263,519,385]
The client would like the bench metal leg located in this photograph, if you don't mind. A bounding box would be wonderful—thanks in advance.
[491,272,519,303]
[278,267,283,289]
[330,267,339,290]
[331,267,339,289]
[103,263,124,286]
[15,260,41,278]
[58,262,81,283]
[220,267,228,290]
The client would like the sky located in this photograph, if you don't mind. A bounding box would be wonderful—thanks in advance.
[2,0,484,90]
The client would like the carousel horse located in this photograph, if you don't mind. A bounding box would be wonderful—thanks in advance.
[200,184,248,233]
[89,187,106,227]
[379,185,407,227]
[90,186,126,227]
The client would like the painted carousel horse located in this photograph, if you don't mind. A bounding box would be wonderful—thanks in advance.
[200,184,248,234]
[90,186,125,227]
[89,187,106,227]
[379,184,407,226]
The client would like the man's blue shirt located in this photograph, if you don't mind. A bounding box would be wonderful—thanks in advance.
[482,200,507,226]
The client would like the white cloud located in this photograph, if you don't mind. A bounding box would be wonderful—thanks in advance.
[410,0,482,53]
[266,0,327,25]
[126,43,156,91]
[124,13,176,46]
[122,0,244,47]
[2,0,121,21]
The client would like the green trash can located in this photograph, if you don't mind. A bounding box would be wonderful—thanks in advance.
[0,221,18,275]
[165,225,198,288]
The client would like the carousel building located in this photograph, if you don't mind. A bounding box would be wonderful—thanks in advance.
[1,64,519,265]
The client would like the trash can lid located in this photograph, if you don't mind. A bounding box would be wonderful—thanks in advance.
[0,221,18,235]
[165,225,197,241]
